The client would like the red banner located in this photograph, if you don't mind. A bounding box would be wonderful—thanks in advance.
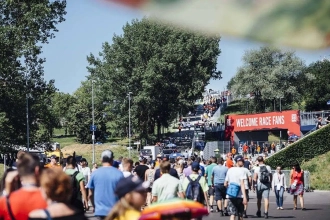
[225,110,301,136]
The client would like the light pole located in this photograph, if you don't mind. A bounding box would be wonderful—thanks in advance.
[128,92,132,158]
[26,73,30,152]
[92,80,95,164]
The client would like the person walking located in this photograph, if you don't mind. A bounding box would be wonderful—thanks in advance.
[182,162,210,218]
[211,157,229,216]
[253,156,272,219]
[87,150,124,219]
[290,164,305,210]
[134,157,149,181]
[28,168,87,220]
[205,157,217,212]
[145,161,155,206]
[236,156,252,218]
[0,153,47,219]
[106,175,149,220]
[64,156,88,212]
[152,161,184,203]
[272,166,287,210]
[224,157,247,220]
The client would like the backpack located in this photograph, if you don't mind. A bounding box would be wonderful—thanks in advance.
[70,171,82,208]
[185,176,203,203]
[259,166,270,184]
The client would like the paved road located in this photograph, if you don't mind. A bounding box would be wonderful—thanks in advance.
[86,191,330,219]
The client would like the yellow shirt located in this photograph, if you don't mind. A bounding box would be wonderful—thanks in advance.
[114,209,140,220]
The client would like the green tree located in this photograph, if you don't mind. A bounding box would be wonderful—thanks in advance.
[304,59,330,111]
[51,92,76,135]
[66,81,107,144]
[0,0,66,151]
[230,47,310,113]
[87,18,221,142]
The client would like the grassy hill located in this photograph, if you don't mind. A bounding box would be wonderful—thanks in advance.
[301,151,330,190]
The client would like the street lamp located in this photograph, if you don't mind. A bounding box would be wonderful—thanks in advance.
[128,92,132,158]
[92,79,95,164]
[26,73,30,152]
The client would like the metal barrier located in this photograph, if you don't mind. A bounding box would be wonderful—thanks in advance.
[203,141,231,160]
[251,169,311,192]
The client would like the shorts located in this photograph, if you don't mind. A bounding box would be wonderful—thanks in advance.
[214,184,226,201]
[256,183,270,199]
[245,189,249,202]
[227,198,244,217]
[208,186,215,196]
[147,187,152,193]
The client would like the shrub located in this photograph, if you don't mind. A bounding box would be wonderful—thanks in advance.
[265,124,330,169]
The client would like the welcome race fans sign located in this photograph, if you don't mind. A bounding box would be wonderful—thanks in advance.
[226,110,301,136]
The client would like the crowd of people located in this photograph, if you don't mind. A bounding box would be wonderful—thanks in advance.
[0,149,306,220]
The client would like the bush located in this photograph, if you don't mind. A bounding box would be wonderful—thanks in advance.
[265,124,330,169]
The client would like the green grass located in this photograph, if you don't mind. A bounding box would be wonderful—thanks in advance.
[62,144,139,167]
[301,151,330,190]
[52,136,77,148]
[219,100,245,122]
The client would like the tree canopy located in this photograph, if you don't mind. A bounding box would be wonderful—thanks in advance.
[304,59,330,111]
[86,18,221,142]
[0,0,67,151]
[229,47,311,113]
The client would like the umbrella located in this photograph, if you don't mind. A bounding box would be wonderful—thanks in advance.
[169,153,183,159]
[139,199,208,220]
[167,143,177,148]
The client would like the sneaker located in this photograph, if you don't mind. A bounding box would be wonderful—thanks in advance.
[219,210,224,216]
[277,207,280,210]
[264,212,268,219]
[209,207,214,212]
[243,210,248,218]
[279,207,284,210]
[256,211,261,217]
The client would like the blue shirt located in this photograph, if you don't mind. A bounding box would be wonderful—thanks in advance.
[87,166,123,216]
[212,165,228,184]
[199,165,205,177]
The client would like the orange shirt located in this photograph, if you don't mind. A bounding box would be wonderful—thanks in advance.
[243,145,249,153]
[0,189,47,220]
[226,159,234,168]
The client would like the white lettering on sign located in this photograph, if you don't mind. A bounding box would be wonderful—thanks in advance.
[236,117,258,127]
[236,115,286,128]
[272,115,285,125]
[259,116,271,126]
[291,114,297,122]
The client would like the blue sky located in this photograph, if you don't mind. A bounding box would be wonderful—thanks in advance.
[41,0,330,94]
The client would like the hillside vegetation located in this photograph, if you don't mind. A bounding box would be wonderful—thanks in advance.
[266,124,330,169]
[301,151,330,190]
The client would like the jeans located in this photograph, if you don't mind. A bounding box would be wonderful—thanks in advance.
[275,186,284,207]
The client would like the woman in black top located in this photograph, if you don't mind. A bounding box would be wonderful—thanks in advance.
[28,168,87,220]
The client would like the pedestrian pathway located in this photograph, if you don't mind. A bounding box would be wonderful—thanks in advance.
[85,191,330,220]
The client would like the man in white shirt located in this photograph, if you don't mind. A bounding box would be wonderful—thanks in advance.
[237,156,252,218]
[80,158,91,186]
[253,156,272,219]
[224,156,247,220]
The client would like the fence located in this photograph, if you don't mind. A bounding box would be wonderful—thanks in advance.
[300,111,330,126]
[250,170,311,192]
[203,141,231,160]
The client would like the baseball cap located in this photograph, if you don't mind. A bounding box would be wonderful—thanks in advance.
[115,175,150,199]
[235,155,244,162]
[191,161,200,171]
[101,150,114,160]
[50,155,57,159]
[156,154,162,158]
